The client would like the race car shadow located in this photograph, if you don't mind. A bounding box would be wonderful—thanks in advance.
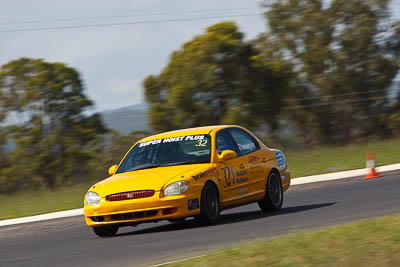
[219,202,338,224]
[117,202,338,237]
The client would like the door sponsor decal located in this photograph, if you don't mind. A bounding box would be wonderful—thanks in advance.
[275,151,287,171]
[192,168,217,180]
[221,167,248,188]
[248,155,260,164]
[236,187,249,197]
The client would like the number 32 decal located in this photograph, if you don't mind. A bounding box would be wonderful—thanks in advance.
[195,140,208,147]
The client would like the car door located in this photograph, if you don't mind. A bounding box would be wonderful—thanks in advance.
[215,129,250,206]
[228,128,266,197]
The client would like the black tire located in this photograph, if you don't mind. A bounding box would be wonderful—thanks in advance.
[195,183,220,225]
[258,171,283,212]
[92,225,119,237]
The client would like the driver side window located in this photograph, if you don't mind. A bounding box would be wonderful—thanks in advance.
[216,130,237,154]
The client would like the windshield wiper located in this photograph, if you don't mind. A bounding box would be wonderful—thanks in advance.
[164,160,209,167]
[127,163,166,172]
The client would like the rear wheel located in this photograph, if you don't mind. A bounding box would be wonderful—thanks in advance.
[92,225,119,237]
[258,171,283,212]
[195,183,220,225]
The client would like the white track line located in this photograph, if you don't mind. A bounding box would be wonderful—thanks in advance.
[152,253,218,266]
[0,226,24,232]
[1,163,399,227]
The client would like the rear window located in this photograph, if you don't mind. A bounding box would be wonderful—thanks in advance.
[228,128,259,155]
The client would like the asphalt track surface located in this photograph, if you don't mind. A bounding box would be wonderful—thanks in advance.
[1,173,400,267]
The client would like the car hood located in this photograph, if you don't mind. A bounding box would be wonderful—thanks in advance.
[92,164,204,197]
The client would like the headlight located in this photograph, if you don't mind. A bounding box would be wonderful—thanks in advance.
[85,191,100,205]
[164,180,190,196]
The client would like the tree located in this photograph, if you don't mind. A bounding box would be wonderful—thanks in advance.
[0,127,9,188]
[144,22,290,132]
[263,0,400,144]
[0,58,106,192]
[387,90,400,134]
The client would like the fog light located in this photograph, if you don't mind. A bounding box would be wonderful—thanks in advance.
[188,198,199,210]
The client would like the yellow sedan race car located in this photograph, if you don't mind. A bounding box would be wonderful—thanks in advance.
[84,125,291,237]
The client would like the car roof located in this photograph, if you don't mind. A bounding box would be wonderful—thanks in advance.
[139,125,238,142]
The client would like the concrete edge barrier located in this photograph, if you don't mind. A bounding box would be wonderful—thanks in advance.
[291,163,400,185]
[0,208,84,227]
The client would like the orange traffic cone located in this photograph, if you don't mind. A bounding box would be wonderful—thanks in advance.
[363,152,381,180]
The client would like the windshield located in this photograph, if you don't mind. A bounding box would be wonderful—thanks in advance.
[116,134,211,174]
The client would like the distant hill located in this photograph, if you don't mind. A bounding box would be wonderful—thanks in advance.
[100,103,150,134]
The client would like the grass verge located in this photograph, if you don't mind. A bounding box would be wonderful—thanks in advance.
[1,138,399,220]
[285,138,400,177]
[0,183,92,220]
[167,213,400,267]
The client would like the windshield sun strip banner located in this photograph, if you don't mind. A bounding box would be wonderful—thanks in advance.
[138,135,207,147]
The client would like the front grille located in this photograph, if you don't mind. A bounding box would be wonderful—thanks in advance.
[109,210,158,221]
[106,190,155,201]
[91,216,105,222]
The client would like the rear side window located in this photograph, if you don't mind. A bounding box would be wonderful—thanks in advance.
[228,128,259,155]
[216,130,238,154]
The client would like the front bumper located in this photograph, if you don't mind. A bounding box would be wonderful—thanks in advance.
[84,191,200,227]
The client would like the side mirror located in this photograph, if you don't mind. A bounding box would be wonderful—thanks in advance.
[108,165,118,176]
[218,150,237,161]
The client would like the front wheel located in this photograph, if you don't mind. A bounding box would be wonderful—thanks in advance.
[195,183,220,225]
[92,225,119,237]
[258,171,283,212]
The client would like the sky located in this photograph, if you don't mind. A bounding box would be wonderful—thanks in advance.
[1,0,399,112]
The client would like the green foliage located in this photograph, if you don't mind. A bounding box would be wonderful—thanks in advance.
[0,58,106,193]
[387,99,400,133]
[0,127,9,186]
[263,0,400,144]
[144,22,290,132]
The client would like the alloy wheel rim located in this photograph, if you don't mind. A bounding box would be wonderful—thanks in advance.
[270,175,282,205]
[206,188,217,218]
